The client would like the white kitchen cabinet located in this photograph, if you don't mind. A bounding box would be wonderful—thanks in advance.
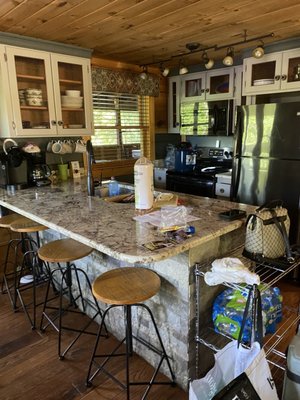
[243,48,300,95]
[168,75,181,133]
[0,45,92,137]
[181,67,235,101]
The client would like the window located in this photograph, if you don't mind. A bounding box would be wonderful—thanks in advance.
[91,91,150,161]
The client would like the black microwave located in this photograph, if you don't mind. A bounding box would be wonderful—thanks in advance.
[180,100,233,136]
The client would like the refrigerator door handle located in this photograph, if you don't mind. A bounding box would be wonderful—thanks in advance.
[230,156,241,201]
[234,109,243,156]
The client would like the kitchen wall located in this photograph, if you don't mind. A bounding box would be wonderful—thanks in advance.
[186,135,234,149]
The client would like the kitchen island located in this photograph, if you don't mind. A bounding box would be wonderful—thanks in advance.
[0,180,255,390]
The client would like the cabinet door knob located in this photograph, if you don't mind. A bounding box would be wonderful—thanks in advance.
[51,120,57,125]
[201,89,205,93]
[281,74,287,81]
[205,88,209,93]
[57,120,63,126]
[274,75,280,81]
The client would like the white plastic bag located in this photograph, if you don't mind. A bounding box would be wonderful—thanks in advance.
[189,340,278,400]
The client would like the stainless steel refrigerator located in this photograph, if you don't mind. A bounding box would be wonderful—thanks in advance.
[231,102,300,245]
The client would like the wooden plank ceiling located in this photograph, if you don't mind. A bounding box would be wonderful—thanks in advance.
[0,0,300,68]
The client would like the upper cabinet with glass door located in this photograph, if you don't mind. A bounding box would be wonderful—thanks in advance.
[1,45,92,137]
[181,68,234,102]
[243,49,300,95]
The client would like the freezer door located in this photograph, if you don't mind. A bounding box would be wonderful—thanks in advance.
[234,157,300,244]
[238,103,300,160]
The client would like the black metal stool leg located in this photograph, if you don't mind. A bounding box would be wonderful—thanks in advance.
[125,305,132,400]
[86,302,176,399]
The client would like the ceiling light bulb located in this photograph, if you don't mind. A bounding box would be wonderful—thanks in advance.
[202,51,214,70]
[140,72,147,80]
[223,47,234,66]
[252,45,265,59]
[139,66,148,80]
[162,67,170,77]
[179,66,188,75]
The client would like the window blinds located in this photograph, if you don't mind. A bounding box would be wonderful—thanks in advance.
[91,91,150,161]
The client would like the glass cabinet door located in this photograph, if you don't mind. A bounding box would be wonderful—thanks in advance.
[51,54,92,135]
[281,49,300,90]
[243,53,282,94]
[181,73,206,101]
[206,68,234,99]
[6,47,57,136]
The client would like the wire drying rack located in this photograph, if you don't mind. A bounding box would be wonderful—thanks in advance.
[194,244,300,380]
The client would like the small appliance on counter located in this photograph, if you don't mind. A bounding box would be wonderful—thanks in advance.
[27,151,51,187]
[174,142,196,173]
[167,146,233,198]
[215,171,232,198]
[0,139,28,190]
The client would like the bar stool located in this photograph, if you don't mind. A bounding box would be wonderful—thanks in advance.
[86,267,176,400]
[0,213,21,287]
[38,238,107,359]
[2,216,47,317]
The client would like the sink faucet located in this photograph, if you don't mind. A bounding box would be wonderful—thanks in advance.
[86,140,95,196]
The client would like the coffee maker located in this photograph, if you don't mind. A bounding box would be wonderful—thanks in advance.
[27,151,51,187]
[0,139,28,189]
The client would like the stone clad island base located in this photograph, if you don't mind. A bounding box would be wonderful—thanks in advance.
[0,180,253,391]
[41,223,245,390]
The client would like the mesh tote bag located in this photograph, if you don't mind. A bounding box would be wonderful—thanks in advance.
[243,200,293,263]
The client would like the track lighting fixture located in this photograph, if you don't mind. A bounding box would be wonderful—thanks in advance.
[223,47,234,66]
[179,59,188,75]
[139,66,148,80]
[252,42,265,59]
[202,51,214,70]
[140,32,273,74]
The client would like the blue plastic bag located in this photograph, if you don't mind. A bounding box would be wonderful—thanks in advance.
[212,286,282,341]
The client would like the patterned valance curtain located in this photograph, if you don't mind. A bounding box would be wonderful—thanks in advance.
[91,66,160,97]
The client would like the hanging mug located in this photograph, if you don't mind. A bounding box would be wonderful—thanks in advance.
[46,140,54,152]
[52,140,66,154]
[62,140,73,154]
[74,139,86,153]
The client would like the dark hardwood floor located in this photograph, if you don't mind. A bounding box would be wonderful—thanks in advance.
[0,272,299,400]
[0,288,188,400]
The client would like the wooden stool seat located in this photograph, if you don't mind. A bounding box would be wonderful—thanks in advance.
[10,216,48,233]
[0,213,22,228]
[38,238,93,263]
[92,267,161,305]
[86,267,175,396]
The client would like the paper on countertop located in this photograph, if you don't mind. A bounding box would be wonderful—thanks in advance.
[133,209,200,227]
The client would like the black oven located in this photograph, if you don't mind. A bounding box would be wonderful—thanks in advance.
[166,146,233,198]
[166,172,216,197]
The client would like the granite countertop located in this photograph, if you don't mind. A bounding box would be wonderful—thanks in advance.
[0,180,255,263]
